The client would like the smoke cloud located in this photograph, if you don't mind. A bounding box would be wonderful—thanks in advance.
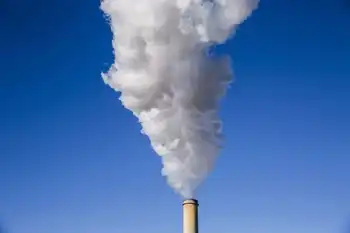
[100,0,259,198]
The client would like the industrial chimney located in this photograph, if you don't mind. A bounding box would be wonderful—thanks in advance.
[183,199,199,233]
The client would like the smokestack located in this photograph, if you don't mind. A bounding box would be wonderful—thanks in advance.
[183,199,199,233]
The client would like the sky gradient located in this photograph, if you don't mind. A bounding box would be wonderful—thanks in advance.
[1,0,350,233]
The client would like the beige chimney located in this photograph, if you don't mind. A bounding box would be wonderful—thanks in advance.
[183,199,199,233]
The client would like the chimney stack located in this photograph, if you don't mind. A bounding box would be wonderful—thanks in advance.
[183,199,199,233]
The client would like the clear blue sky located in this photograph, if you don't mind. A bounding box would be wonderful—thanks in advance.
[0,0,349,233]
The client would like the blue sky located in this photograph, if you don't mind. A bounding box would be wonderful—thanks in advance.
[0,0,349,233]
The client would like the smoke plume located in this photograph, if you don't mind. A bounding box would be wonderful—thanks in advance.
[100,0,259,198]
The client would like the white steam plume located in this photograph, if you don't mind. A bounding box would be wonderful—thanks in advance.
[100,0,259,198]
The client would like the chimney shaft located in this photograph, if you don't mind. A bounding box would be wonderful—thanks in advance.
[183,199,199,233]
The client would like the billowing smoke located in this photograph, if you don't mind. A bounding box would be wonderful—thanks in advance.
[100,0,259,198]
